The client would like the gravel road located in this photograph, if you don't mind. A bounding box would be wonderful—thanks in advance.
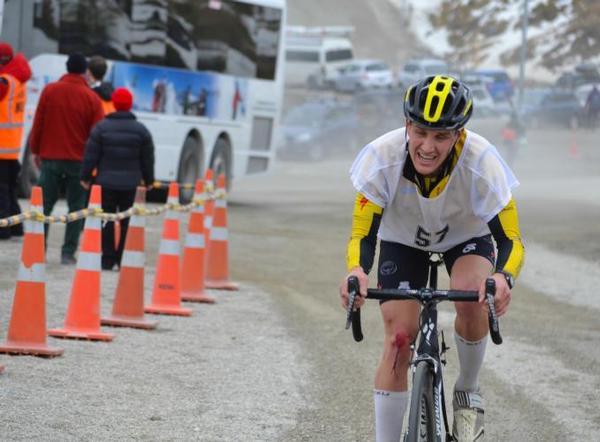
[1,114,599,441]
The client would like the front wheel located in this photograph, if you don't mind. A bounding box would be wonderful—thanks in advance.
[405,362,437,442]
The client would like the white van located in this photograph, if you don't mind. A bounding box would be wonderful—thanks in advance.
[284,26,354,89]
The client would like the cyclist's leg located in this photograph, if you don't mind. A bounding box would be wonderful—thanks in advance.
[444,236,495,441]
[444,235,495,388]
[374,240,428,442]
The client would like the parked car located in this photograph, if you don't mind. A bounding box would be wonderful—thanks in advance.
[520,87,552,113]
[396,58,449,90]
[574,82,600,107]
[556,63,600,90]
[277,99,360,161]
[521,89,583,128]
[462,69,514,101]
[333,59,394,93]
[470,84,497,118]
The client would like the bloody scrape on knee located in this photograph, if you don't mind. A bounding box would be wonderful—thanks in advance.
[394,329,410,350]
[391,328,411,374]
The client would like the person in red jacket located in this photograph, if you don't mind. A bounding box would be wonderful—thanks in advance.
[29,53,104,264]
[0,42,31,240]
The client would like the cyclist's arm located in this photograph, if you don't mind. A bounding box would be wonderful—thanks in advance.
[346,193,383,273]
[487,197,525,287]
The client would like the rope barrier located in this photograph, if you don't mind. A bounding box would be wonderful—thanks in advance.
[0,191,219,228]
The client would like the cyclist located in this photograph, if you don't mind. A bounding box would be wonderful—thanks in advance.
[339,75,525,442]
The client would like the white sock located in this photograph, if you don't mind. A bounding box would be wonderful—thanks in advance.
[374,389,409,442]
[454,332,488,392]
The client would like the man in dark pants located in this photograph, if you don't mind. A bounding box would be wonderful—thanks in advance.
[81,87,154,270]
[29,53,104,264]
[0,42,31,239]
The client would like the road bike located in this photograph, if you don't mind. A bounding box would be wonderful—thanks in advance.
[345,255,502,442]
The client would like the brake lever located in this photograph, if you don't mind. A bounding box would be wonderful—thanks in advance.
[345,276,364,342]
[485,278,503,345]
[345,276,359,330]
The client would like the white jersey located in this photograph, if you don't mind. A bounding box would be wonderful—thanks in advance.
[349,128,518,252]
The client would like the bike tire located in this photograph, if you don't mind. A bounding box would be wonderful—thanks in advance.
[405,362,437,442]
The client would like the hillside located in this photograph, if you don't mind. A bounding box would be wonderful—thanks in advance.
[287,0,431,68]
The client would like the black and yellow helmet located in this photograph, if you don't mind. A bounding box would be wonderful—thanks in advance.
[404,75,473,130]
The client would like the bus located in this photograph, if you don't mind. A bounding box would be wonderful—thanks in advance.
[1,0,286,199]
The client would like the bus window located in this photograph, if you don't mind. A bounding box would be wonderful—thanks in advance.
[325,49,353,62]
[29,0,282,80]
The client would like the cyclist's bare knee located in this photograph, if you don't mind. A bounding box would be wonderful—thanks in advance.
[380,301,419,369]
[381,300,419,338]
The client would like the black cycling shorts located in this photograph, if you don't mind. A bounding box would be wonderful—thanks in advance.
[377,235,496,300]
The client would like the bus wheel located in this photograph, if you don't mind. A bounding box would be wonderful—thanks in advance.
[210,138,231,191]
[177,136,201,204]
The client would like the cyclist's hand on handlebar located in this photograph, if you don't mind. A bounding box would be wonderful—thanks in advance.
[339,266,368,310]
[479,273,511,317]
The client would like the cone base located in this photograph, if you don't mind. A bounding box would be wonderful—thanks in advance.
[0,341,64,357]
[181,291,216,304]
[205,280,239,291]
[144,304,192,316]
[101,315,158,330]
[48,328,114,342]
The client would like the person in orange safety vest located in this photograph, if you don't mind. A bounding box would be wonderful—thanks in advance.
[0,41,32,239]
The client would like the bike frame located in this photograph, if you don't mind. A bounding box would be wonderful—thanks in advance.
[345,255,502,442]
[408,258,452,441]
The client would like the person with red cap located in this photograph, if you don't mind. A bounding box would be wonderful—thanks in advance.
[0,41,32,240]
[29,53,105,264]
[81,87,155,270]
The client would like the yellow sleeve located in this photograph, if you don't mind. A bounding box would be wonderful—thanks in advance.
[488,197,525,279]
[346,193,384,272]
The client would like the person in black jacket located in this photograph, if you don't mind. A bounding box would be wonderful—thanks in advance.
[81,87,155,270]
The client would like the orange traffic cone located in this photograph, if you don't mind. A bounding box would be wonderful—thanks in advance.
[203,168,215,235]
[205,173,239,290]
[145,182,192,316]
[0,187,64,357]
[101,187,158,329]
[49,185,114,341]
[181,180,215,303]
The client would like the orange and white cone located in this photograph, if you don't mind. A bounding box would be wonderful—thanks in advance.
[0,186,64,357]
[102,187,158,329]
[181,180,215,303]
[49,185,114,341]
[203,168,215,235]
[205,173,239,290]
[145,182,192,316]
